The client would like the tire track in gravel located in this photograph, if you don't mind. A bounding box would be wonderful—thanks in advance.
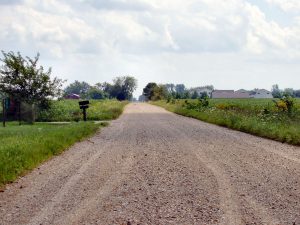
[153,104,299,224]
[156,114,242,225]
[1,103,300,225]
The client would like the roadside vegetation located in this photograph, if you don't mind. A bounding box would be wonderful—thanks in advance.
[152,97,300,146]
[0,122,104,186]
[37,99,128,122]
[0,51,134,187]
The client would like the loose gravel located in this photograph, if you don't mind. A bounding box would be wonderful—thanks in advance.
[0,103,299,225]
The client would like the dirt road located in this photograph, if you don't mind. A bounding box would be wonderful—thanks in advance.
[1,103,299,225]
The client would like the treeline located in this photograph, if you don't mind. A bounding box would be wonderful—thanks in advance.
[141,83,213,101]
[64,76,137,101]
[271,84,300,98]
[0,51,137,123]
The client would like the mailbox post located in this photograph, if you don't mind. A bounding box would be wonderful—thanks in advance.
[78,100,89,121]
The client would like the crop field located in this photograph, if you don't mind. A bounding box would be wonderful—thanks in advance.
[152,98,300,146]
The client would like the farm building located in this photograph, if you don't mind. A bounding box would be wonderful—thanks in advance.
[250,89,273,98]
[65,93,80,99]
[189,86,214,97]
[212,90,250,99]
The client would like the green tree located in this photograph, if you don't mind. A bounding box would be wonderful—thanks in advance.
[294,90,300,98]
[283,88,295,97]
[152,85,168,101]
[191,91,199,99]
[0,51,26,102]
[110,76,137,101]
[175,84,186,94]
[183,90,191,99]
[0,51,64,123]
[64,80,91,98]
[271,84,282,98]
[87,87,108,99]
[143,82,158,101]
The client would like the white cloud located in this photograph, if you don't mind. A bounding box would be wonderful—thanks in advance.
[265,0,300,12]
[0,0,300,96]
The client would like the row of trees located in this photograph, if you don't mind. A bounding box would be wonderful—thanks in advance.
[142,83,212,101]
[0,51,137,123]
[63,76,137,101]
[142,83,300,101]
[271,84,300,98]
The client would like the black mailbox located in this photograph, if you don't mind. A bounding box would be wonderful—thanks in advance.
[79,100,90,121]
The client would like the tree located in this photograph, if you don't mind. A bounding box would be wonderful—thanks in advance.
[0,51,26,102]
[64,80,91,98]
[0,51,64,123]
[151,85,168,101]
[165,83,176,93]
[87,87,108,99]
[143,82,158,101]
[294,90,300,98]
[183,90,191,99]
[200,92,208,99]
[271,84,282,98]
[191,90,199,99]
[283,88,295,97]
[109,76,137,101]
[175,84,186,94]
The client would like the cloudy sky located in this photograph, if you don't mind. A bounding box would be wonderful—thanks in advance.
[0,0,299,96]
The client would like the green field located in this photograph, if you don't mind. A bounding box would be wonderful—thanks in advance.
[152,98,300,146]
[37,99,128,122]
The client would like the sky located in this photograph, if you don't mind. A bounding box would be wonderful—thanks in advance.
[0,0,299,97]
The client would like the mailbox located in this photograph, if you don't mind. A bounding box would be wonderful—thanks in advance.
[78,100,90,121]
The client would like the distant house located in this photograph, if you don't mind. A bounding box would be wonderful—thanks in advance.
[212,90,250,99]
[65,93,80,99]
[250,89,273,99]
[190,86,214,97]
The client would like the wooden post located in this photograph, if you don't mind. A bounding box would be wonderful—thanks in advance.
[18,101,21,126]
[2,99,6,127]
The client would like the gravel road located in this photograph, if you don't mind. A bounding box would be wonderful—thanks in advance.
[1,103,299,225]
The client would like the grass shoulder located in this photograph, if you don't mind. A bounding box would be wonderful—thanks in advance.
[0,99,128,187]
[0,121,104,187]
[151,99,300,146]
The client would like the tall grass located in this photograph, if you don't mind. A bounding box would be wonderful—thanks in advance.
[37,99,128,122]
[0,122,102,186]
[152,99,300,146]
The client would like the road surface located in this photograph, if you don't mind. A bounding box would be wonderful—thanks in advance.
[0,103,299,225]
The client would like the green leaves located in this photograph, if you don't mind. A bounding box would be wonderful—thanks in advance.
[0,51,65,105]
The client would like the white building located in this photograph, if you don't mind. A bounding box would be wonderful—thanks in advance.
[190,86,214,97]
[250,89,273,98]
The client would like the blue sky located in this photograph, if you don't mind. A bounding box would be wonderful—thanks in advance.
[0,0,299,96]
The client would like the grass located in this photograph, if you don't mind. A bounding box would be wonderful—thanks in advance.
[0,99,128,187]
[152,98,300,146]
[0,122,104,187]
[37,99,128,122]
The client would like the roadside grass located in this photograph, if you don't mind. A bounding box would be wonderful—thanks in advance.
[37,99,128,122]
[152,99,300,146]
[0,122,103,187]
